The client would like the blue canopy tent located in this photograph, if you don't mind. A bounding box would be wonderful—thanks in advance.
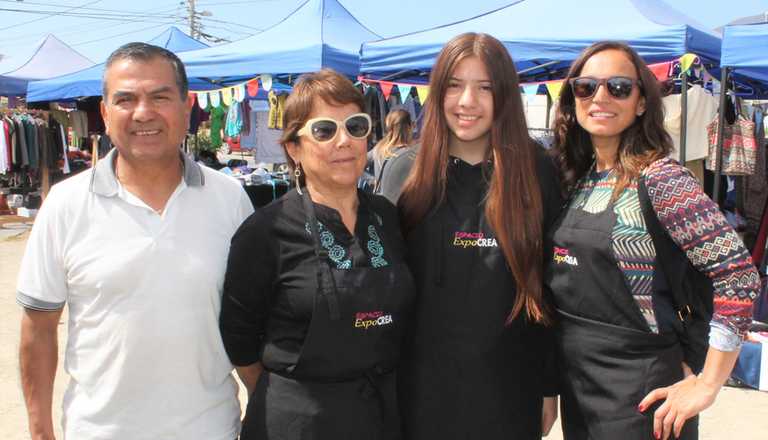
[0,34,94,96]
[180,0,380,81]
[360,0,720,79]
[26,27,209,102]
[708,22,768,204]
[721,23,768,94]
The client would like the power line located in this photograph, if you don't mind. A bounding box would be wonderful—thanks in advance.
[70,22,181,47]
[0,3,183,44]
[0,7,186,21]
[0,0,105,32]
[0,0,181,16]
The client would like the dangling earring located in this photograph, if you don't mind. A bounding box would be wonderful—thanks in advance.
[294,165,303,195]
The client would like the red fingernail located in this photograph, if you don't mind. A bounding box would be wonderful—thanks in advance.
[638,404,645,412]
[654,432,660,440]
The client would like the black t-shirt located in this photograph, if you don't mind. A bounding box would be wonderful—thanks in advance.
[220,189,407,369]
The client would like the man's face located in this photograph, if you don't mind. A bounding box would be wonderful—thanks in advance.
[101,57,190,164]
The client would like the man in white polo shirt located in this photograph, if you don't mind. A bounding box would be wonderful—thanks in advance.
[17,43,253,440]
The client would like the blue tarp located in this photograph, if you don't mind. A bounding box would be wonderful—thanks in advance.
[721,23,768,85]
[0,34,93,96]
[26,27,209,102]
[360,0,721,76]
[180,0,380,80]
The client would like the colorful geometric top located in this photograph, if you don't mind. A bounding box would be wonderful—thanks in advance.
[570,157,759,341]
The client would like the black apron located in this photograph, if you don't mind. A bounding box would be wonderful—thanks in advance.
[399,159,548,440]
[240,190,414,440]
[545,192,698,440]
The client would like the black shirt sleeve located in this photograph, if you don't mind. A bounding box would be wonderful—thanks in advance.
[219,209,278,367]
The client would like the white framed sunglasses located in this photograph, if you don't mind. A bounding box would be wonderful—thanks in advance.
[297,113,372,143]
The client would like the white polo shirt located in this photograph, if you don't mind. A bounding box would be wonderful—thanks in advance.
[17,148,254,440]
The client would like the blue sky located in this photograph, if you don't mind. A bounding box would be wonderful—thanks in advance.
[1,0,767,69]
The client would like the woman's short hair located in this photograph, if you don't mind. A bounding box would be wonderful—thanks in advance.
[279,69,365,172]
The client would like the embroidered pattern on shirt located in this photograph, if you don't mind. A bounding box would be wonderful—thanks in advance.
[367,225,388,267]
[305,220,389,269]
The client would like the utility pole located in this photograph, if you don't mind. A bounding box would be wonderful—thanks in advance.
[187,0,199,39]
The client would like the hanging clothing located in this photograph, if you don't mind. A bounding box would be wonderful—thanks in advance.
[209,105,226,148]
[744,106,767,247]
[70,110,88,140]
[267,91,287,129]
[224,100,243,138]
[399,151,562,440]
[221,189,414,440]
[662,85,718,162]
[0,118,9,174]
[544,158,760,440]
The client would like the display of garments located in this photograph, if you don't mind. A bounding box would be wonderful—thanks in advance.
[0,118,9,174]
[267,90,286,129]
[239,100,266,149]
[224,101,243,137]
[253,112,285,163]
[663,85,718,162]
[70,110,88,139]
[209,106,226,148]
[745,106,768,247]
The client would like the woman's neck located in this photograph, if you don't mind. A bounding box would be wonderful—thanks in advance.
[448,134,489,165]
[306,181,359,233]
[591,137,620,172]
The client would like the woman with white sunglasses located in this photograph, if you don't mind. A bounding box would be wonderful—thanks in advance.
[220,68,414,440]
[545,41,759,440]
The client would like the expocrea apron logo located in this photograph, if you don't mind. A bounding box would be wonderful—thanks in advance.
[354,311,393,329]
[553,246,579,266]
[452,231,498,248]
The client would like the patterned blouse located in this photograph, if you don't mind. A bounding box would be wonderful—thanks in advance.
[570,157,759,348]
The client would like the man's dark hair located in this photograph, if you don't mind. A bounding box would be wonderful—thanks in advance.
[102,42,189,99]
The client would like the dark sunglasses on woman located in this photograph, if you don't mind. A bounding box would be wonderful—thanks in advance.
[569,76,642,100]
[298,113,372,143]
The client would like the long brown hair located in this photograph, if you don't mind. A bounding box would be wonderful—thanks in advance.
[553,41,672,197]
[374,109,413,162]
[398,32,548,324]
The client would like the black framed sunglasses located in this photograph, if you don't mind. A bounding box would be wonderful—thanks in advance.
[297,113,372,143]
[569,76,642,100]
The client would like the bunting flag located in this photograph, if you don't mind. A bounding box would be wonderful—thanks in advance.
[416,86,429,104]
[380,81,395,100]
[234,84,246,103]
[521,84,540,103]
[247,79,260,97]
[197,91,209,109]
[679,53,697,74]
[648,61,672,81]
[209,90,221,108]
[397,84,412,101]
[221,87,234,106]
[261,74,273,91]
[545,81,563,101]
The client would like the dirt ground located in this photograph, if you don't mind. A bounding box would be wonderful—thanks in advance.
[2,229,767,439]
